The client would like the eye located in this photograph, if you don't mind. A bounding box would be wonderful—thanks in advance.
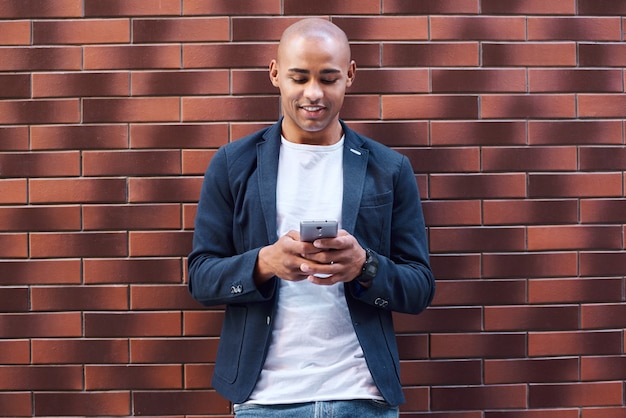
[290,77,308,84]
[321,79,338,84]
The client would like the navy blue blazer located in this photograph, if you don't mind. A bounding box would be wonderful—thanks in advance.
[188,120,435,406]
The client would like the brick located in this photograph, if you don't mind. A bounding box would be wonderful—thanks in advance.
[431,121,526,146]
[485,305,579,331]
[130,123,228,149]
[432,16,525,40]
[401,387,430,412]
[350,43,381,67]
[185,363,214,389]
[85,312,181,337]
[581,199,626,223]
[232,69,279,95]
[528,173,623,198]
[483,43,576,67]
[183,204,197,230]
[232,17,301,41]
[0,21,30,45]
[581,304,626,329]
[529,278,624,304]
[182,150,216,175]
[33,19,130,44]
[486,409,580,417]
[230,122,275,140]
[183,96,278,122]
[581,252,626,277]
[0,340,30,364]
[529,382,623,408]
[131,284,202,310]
[183,44,276,69]
[383,43,479,67]
[432,69,525,93]
[431,385,527,410]
[334,16,428,40]
[580,407,626,418]
[0,365,82,390]
[32,339,129,364]
[31,125,129,150]
[33,72,130,98]
[131,338,218,363]
[433,280,526,306]
[430,174,526,199]
[0,313,81,338]
[85,0,180,16]
[84,45,180,70]
[0,234,27,258]
[581,356,626,381]
[528,225,622,251]
[84,258,183,284]
[284,0,380,14]
[133,17,229,43]
[129,231,193,257]
[339,95,380,120]
[183,0,280,15]
[0,287,28,312]
[579,94,626,118]
[350,69,430,94]
[529,120,622,145]
[0,206,81,232]
[430,227,525,253]
[484,199,578,226]
[579,43,626,67]
[484,146,577,172]
[31,285,129,311]
[83,204,181,230]
[133,390,230,416]
[0,0,82,18]
[581,147,626,171]
[31,232,127,258]
[34,392,131,417]
[346,122,428,148]
[401,360,482,386]
[528,331,622,356]
[0,151,79,177]
[132,70,229,96]
[0,392,32,417]
[529,69,623,93]
[401,148,479,174]
[0,126,28,150]
[0,99,79,125]
[395,307,483,333]
[482,0,575,14]
[529,17,621,41]
[183,311,225,337]
[422,200,481,227]
[579,0,626,15]
[383,95,478,120]
[1,260,81,285]
[430,254,481,280]
[483,252,578,278]
[0,47,81,71]
[83,150,181,176]
[431,333,526,359]
[485,358,579,384]
[86,365,183,390]
[383,0,479,14]
[84,97,180,123]
[482,94,575,119]
[0,179,27,204]
[0,74,30,98]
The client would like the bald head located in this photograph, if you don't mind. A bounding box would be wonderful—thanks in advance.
[277,19,352,66]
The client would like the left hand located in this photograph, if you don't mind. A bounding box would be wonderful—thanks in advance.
[299,230,366,285]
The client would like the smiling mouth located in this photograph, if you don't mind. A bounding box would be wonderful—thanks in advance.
[301,105,325,113]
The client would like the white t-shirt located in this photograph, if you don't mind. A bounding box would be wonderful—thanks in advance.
[246,136,381,404]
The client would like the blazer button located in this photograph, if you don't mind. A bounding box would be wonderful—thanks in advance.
[374,297,389,308]
[230,284,243,294]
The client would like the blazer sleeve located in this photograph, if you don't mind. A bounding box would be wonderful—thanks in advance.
[349,155,435,315]
[187,146,276,306]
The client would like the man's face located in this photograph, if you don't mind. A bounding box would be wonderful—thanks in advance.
[270,35,356,145]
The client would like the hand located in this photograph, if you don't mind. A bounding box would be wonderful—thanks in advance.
[299,230,366,286]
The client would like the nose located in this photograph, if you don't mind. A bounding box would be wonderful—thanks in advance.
[303,80,323,101]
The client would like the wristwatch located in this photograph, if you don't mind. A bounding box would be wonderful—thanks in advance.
[357,248,378,284]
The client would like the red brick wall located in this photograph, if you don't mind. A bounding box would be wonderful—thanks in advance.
[1,1,625,416]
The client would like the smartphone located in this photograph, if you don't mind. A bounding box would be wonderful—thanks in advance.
[300,220,338,242]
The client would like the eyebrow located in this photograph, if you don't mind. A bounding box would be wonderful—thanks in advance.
[287,68,342,75]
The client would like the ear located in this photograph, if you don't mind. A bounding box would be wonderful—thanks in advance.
[269,59,280,87]
[346,60,356,88]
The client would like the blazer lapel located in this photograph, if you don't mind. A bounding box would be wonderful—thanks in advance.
[257,122,282,244]
[342,126,368,234]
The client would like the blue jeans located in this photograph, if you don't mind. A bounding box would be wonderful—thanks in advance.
[233,400,399,417]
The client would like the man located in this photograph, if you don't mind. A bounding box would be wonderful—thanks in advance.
[188,18,435,417]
